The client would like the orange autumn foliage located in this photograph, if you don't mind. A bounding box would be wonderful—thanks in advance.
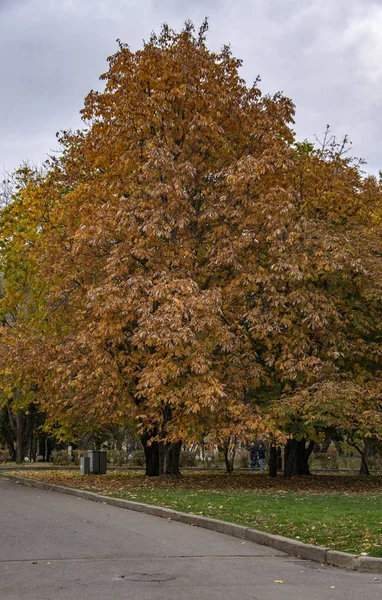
[1,23,381,458]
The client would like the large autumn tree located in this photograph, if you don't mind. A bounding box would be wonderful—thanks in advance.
[1,23,380,476]
[10,21,294,474]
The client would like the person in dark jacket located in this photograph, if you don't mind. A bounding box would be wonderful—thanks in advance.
[258,443,266,472]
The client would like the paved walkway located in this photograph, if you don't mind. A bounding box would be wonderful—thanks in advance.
[0,478,380,599]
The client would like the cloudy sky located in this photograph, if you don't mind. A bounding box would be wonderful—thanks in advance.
[1,0,381,177]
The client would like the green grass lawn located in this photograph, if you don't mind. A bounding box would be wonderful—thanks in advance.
[9,470,382,557]
[115,488,381,556]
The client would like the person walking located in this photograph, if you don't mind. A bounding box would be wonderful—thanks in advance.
[258,443,266,472]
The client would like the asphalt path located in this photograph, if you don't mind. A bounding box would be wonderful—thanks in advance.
[0,478,380,600]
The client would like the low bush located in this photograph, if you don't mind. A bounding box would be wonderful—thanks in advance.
[51,450,74,466]
[130,449,145,466]
[0,447,11,463]
[72,450,87,466]
[179,450,196,467]
[366,456,382,470]
[312,452,339,470]
[238,452,249,468]
[107,449,128,466]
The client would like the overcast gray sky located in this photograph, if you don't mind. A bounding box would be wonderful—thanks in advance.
[1,0,381,177]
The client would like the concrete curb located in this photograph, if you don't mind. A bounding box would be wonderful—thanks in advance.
[1,472,381,574]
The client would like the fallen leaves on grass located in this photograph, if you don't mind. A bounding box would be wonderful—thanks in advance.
[10,470,382,495]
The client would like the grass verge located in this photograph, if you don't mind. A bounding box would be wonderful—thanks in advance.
[8,470,382,557]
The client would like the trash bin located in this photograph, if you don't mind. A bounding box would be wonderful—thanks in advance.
[80,456,90,475]
[98,450,107,474]
[88,450,107,474]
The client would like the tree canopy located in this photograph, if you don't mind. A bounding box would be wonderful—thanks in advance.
[0,22,381,473]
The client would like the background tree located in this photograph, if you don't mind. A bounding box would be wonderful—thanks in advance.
[257,135,382,476]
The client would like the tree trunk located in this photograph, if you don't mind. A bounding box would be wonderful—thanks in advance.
[362,438,376,473]
[29,435,36,462]
[201,435,205,464]
[46,438,53,462]
[37,437,51,461]
[141,434,182,476]
[220,444,229,473]
[159,441,182,476]
[5,435,16,462]
[269,445,277,478]
[347,439,370,475]
[277,446,282,471]
[141,433,160,476]
[284,439,298,477]
[9,409,32,464]
[284,438,314,477]
[229,446,236,472]
[220,437,236,473]
[0,406,16,461]
[224,450,232,473]
[15,413,30,463]
[359,455,370,475]
[296,439,314,475]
